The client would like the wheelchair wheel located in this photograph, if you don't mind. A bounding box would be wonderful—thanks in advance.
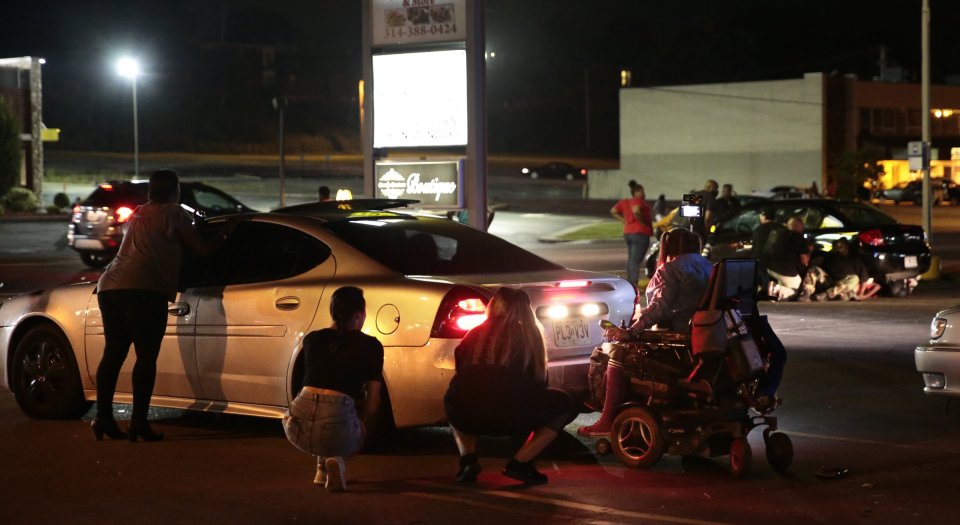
[764,432,794,473]
[729,437,753,478]
[595,438,612,456]
[610,407,665,469]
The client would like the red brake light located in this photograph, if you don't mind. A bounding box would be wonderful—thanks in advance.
[115,206,134,223]
[858,229,885,247]
[99,183,113,191]
[431,286,490,338]
[580,169,588,176]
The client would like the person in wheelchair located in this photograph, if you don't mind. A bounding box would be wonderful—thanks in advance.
[578,228,713,437]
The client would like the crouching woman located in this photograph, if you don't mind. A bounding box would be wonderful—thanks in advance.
[283,286,384,492]
[444,287,574,485]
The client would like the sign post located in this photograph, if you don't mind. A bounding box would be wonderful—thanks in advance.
[362,0,487,229]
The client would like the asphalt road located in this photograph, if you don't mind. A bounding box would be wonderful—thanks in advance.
[2,212,960,524]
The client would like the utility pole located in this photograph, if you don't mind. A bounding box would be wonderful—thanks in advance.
[921,0,932,246]
[273,96,288,208]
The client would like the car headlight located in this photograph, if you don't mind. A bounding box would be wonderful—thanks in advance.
[931,318,947,340]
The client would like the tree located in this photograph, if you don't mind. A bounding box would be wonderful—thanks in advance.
[833,148,884,200]
[0,96,20,196]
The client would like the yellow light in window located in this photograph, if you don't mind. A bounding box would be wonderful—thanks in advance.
[934,109,943,118]
[944,109,954,118]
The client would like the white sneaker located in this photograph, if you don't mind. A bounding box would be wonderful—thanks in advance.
[314,456,326,486]
[324,456,346,492]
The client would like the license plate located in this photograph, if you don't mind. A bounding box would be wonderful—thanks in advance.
[553,318,591,348]
[904,255,918,269]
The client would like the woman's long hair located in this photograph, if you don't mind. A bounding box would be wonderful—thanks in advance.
[462,287,547,384]
[657,229,702,269]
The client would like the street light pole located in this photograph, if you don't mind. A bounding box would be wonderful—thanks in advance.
[116,57,141,177]
[132,74,139,178]
[921,0,932,247]
[273,96,288,208]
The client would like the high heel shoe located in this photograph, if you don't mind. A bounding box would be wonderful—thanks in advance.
[91,418,128,441]
[128,420,164,442]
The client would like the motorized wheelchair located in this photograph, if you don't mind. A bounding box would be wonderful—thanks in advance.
[588,258,793,477]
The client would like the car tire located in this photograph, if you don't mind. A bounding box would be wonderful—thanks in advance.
[80,252,113,268]
[11,324,89,420]
[610,406,665,469]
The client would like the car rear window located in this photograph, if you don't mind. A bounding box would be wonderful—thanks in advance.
[81,184,148,207]
[835,204,897,227]
[325,217,562,275]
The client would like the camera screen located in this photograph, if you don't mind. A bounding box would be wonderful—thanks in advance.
[680,205,702,218]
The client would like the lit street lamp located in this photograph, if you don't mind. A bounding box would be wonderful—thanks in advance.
[116,57,141,177]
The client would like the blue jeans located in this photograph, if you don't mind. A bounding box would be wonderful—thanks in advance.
[624,233,650,284]
[284,390,364,458]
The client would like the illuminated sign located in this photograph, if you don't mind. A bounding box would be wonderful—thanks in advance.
[375,160,462,207]
[372,0,466,46]
[373,50,467,147]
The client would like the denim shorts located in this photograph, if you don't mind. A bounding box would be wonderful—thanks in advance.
[283,389,364,458]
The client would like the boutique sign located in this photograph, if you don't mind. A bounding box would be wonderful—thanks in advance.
[375,160,462,207]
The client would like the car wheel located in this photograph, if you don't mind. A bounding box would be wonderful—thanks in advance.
[11,324,89,419]
[611,406,664,469]
[764,431,794,473]
[729,436,753,478]
[80,252,113,268]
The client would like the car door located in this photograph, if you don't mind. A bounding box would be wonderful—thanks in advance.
[707,208,759,260]
[84,290,201,401]
[189,220,333,407]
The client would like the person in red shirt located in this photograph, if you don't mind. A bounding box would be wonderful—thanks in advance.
[611,181,653,284]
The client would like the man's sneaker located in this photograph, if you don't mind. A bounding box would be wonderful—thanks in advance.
[324,456,346,492]
[502,459,548,485]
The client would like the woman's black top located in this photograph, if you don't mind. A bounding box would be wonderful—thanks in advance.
[301,328,384,401]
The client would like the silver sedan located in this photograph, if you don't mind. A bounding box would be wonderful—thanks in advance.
[1,200,637,432]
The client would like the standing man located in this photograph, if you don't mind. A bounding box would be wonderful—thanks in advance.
[691,179,719,239]
[611,181,653,285]
[711,183,741,220]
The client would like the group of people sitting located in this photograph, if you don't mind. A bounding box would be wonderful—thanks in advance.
[753,206,881,302]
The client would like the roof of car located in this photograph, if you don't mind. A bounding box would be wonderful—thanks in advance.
[268,199,425,221]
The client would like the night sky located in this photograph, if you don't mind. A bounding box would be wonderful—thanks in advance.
[1,0,959,158]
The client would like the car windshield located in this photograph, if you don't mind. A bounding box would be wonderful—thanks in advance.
[835,204,897,227]
[325,217,562,275]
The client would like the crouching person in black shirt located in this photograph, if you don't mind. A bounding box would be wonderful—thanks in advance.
[283,286,384,492]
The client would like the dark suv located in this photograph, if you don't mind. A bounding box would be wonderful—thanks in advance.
[68,180,255,267]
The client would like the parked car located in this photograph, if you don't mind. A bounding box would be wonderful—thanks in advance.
[2,199,636,434]
[67,180,256,268]
[705,199,931,296]
[915,305,960,398]
[521,162,588,180]
[878,179,949,205]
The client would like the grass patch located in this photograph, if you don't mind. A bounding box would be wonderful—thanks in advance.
[556,221,622,241]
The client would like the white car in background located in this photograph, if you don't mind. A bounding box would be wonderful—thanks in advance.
[915,305,960,398]
[0,200,636,434]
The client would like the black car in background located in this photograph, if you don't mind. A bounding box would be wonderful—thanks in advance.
[67,180,255,267]
[705,199,931,296]
[521,162,588,180]
[879,178,958,206]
